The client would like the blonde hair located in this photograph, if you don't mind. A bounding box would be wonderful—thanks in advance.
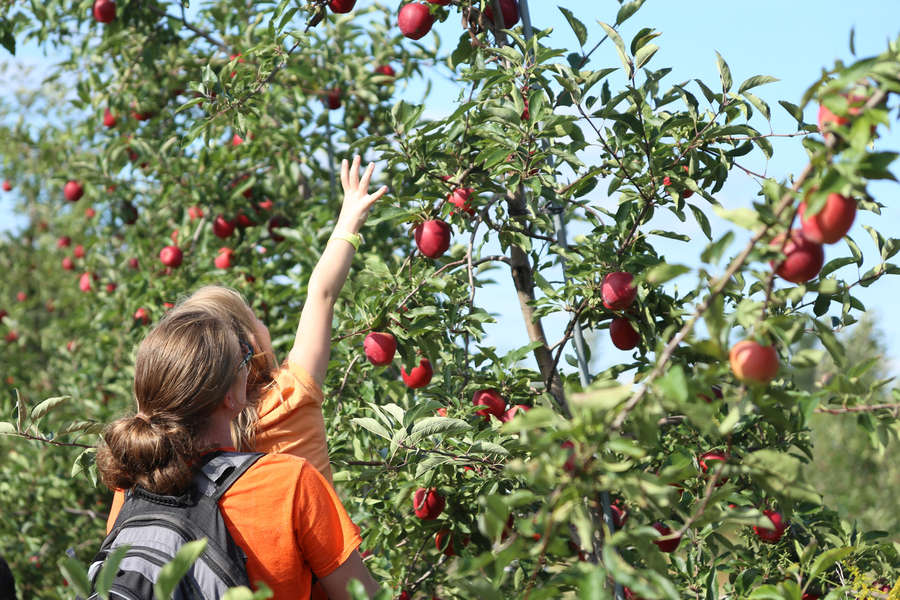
[96,310,242,494]
[171,285,277,450]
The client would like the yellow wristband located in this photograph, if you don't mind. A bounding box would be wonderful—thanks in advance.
[329,231,362,251]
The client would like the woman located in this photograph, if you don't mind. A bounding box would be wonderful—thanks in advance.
[104,156,387,597]
[97,310,379,599]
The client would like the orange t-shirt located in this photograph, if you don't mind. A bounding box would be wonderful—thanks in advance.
[253,359,333,483]
[108,452,360,599]
[106,362,354,599]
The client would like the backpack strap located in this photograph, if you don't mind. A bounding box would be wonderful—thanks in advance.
[195,451,264,500]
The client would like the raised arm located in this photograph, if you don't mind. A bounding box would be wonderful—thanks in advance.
[287,155,387,386]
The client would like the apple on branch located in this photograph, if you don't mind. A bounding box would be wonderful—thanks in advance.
[159,245,183,268]
[771,230,824,283]
[401,358,433,388]
[414,219,451,258]
[472,388,506,421]
[398,2,435,40]
[798,192,856,244]
[412,487,445,520]
[729,339,778,384]
[364,331,397,366]
[601,272,636,310]
[64,180,84,202]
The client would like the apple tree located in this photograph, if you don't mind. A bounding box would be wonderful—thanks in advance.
[1,1,900,598]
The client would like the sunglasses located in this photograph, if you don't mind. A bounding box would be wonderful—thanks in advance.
[237,338,254,371]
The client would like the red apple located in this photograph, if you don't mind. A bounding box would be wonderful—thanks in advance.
[103,108,117,128]
[57,236,71,248]
[753,509,787,543]
[64,180,84,202]
[62,257,75,271]
[484,0,519,27]
[609,317,639,350]
[472,388,506,420]
[364,331,397,366]
[601,272,636,310]
[447,187,475,216]
[213,214,236,238]
[398,2,435,40]
[324,88,342,110]
[328,0,355,13]
[16,291,26,302]
[651,522,681,553]
[215,247,234,269]
[414,219,451,258]
[561,440,577,472]
[232,133,244,146]
[771,230,824,283]
[159,245,183,268]
[73,244,85,258]
[1,180,10,192]
[79,272,94,292]
[374,64,396,78]
[609,502,628,529]
[413,487,445,519]
[134,307,150,324]
[401,358,433,388]
[699,450,728,485]
[92,0,116,23]
[84,207,96,219]
[435,529,455,556]
[799,193,856,244]
[817,103,850,133]
[729,339,778,384]
[436,407,448,417]
[5,331,18,343]
[128,257,139,270]
[267,215,290,242]
[499,403,530,423]
[187,205,204,220]
[105,282,117,293]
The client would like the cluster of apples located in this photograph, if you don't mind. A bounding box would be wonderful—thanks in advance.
[363,331,435,388]
[728,98,862,387]
[329,0,519,42]
[601,271,640,351]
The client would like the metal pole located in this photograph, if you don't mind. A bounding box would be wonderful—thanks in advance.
[518,3,624,599]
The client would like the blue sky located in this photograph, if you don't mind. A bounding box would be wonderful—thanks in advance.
[2,1,898,377]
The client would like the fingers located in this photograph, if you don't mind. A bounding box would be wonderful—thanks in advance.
[340,158,349,191]
[349,154,361,190]
[365,185,388,208]
[359,161,375,191]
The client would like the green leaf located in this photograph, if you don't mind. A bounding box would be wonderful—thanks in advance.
[634,43,659,69]
[409,417,471,440]
[738,75,779,94]
[645,263,690,285]
[715,51,732,92]
[470,441,509,456]
[779,100,805,125]
[0,422,15,434]
[808,546,853,581]
[558,7,587,47]
[615,0,645,26]
[689,204,712,240]
[58,556,93,598]
[96,544,131,597]
[655,365,688,403]
[31,395,70,420]
[15,389,26,432]
[597,22,633,80]
[351,418,392,440]
[155,539,208,600]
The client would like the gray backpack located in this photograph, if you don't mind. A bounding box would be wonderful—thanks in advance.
[86,451,264,600]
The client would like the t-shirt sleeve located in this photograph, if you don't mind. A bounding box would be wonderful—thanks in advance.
[293,462,362,578]
[254,360,333,483]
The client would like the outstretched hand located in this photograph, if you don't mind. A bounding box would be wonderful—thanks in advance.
[337,155,388,234]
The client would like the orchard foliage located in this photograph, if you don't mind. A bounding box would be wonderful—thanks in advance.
[1,1,900,598]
